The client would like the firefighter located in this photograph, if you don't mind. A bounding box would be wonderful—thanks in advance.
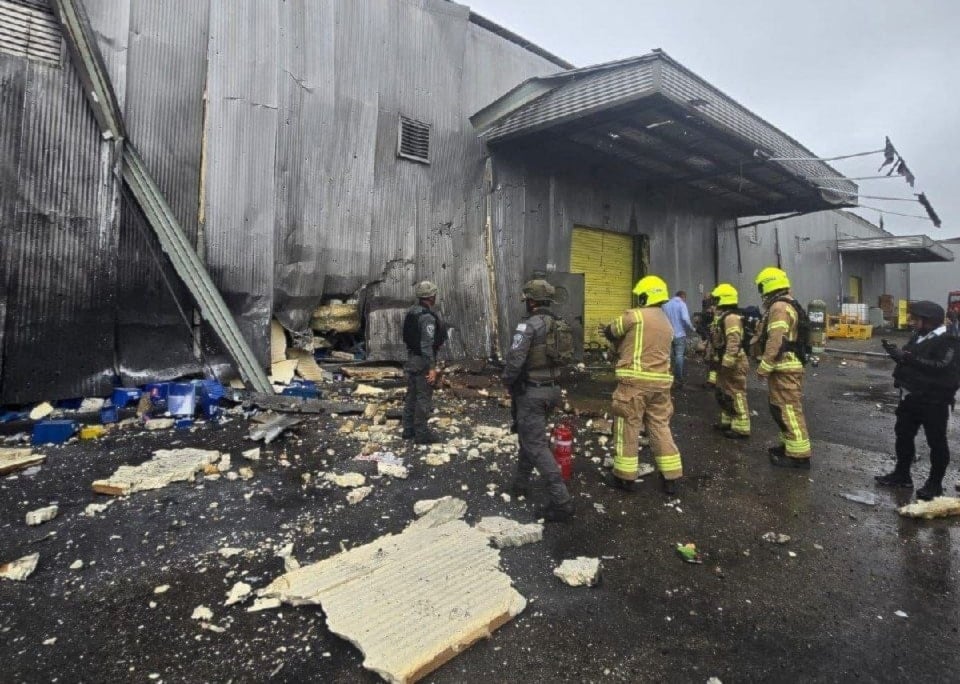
[710,283,750,439]
[701,299,719,389]
[603,275,683,495]
[753,266,811,468]
[877,301,960,500]
[402,281,447,444]
[502,279,575,522]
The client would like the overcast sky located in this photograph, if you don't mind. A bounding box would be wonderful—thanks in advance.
[466,0,960,239]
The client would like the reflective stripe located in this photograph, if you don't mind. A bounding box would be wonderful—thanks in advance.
[616,369,674,382]
[732,392,750,434]
[759,360,775,373]
[769,321,790,332]
[707,370,717,383]
[655,453,682,475]
[613,416,638,478]
[718,411,732,427]
[633,311,644,371]
[726,326,742,334]
[784,405,810,454]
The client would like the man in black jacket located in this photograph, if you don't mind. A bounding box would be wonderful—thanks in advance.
[876,301,960,500]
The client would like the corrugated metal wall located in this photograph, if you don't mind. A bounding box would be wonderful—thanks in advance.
[490,149,719,355]
[718,210,896,312]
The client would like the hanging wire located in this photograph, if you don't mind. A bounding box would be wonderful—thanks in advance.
[761,148,885,163]
[856,203,934,222]
[815,187,920,202]
[814,175,904,182]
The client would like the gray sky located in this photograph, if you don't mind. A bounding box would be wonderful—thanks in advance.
[466,0,960,239]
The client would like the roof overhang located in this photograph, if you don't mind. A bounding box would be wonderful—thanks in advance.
[471,51,858,218]
[837,235,954,264]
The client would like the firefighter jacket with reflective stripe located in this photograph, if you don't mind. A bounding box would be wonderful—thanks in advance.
[756,297,803,375]
[606,307,673,388]
[718,310,746,368]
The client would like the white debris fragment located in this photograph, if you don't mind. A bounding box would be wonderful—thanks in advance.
[707,678,724,684]
[894,610,908,618]
[500,493,511,503]
[144,418,175,431]
[284,557,301,573]
[242,447,261,461]
[247,597,281,613]
[224,581,252,607]
[466,448,482,461]
[553,557,601,587]
[377,462,409,479]
[324,472,366,488]
[762,532,791,544]
[153,584,170,594]
[42,637,56,646]
[218,547,245,559]
[353,384,385,397]
[898,497,960,519]
[25,504,59,526]
[217,454,232,472]
[637,463,656,478]
[423,452,450,466]
[69,559,84,571]
[276,543,294,559]
[84,501,114,517]
[475,517,543,548]
[91,448,221,496]
[347,486,373,505]
[29,402,54,420]
[414,497,452,516]
[191,605,214,621]
[0,553,40,581]
[787,551,797,558]
[238,467,254,481]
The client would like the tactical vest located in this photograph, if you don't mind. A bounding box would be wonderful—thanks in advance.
[402,306,447,355]
[894,332,960,400]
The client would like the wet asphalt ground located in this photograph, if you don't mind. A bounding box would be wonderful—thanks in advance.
[2,334,959,683]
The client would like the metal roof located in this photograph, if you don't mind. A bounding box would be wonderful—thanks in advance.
[471,50,858,217]
[837,235,954,263]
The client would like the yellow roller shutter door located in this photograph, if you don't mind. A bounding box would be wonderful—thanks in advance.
[570,227,634,346]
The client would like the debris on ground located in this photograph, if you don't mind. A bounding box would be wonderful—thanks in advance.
[346,486,373,504]
[238,467,254,481]
[762,532,791,544]
[242,447,261,461]
[0,448,46,476]
[247,597,281,613]
[144,418,175,431]
[675,543,704,564]
[840,491,878,506]
[261,499,525,684]
[25,504,59,526]
[475,517,543,548]
[898,497,960,519]
[224,582,252,606]
[411,497,467,525]
[84,501,113,517]
[553,557,601,587]
[92,448,221,496]
[894,610,908,618]
[0,553,40,581]
[424,452,450,466]
[191,605,214,621]
[69,559,83,570]
[377,462,409,479]
[636,463,656,478]
[248,414,303,443]
[324,472,366,488]
[353,383,386,397]
[341,366,402,382]
[28,402,54,420]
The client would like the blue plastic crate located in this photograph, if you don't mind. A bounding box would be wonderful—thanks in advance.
[281,380,319,399]
[111,387,142,408]
[100,403,119,424]
[168,383,196,416]
[32,420,77,445]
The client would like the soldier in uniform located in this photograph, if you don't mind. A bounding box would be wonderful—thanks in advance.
[402,281,447,444]
[604,275,683,495]
[753,267,810,468]
[502,279,575,523]
[710,283,751,439]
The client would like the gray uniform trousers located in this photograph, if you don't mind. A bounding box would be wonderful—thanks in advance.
[514,385,570,505]
[402,355,433,437]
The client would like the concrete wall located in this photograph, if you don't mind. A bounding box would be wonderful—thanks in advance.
[909,238,960,307]
[718,210,900,312]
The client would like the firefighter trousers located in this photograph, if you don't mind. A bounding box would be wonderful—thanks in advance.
[611,381,682,481]
[767,372,810,458]
[717,357,750,435]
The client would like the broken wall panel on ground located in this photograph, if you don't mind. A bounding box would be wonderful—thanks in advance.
[115,0,211,384]
[0,0,129,403]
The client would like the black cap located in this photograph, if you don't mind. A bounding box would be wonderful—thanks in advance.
[908,300,945,321]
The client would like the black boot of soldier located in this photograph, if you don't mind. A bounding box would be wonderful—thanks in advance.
[916,479,944,501]
[874,471,913,489]
[535,499,575,523]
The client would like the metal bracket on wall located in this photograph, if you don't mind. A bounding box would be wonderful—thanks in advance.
[51,0,273,394]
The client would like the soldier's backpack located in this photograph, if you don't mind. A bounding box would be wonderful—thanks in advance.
[544,315,575,367]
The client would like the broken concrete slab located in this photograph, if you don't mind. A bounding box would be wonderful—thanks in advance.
[553,557,601,587]
[238,467,254,481]
[25,505,59,526]
[29,402,54,420]
[224,582,252,607]
[0,553,39,581]
[270,359,299,385]
[899,497,960,519]
[325,472,366,488]
[248,414,303,444]
[191,605,214,621]
[247,597,281,613]
[377,462,408,479]
[342,366,403,382]
[262,500,524,684]
[423,453,450,467]
[353,384,386,397]
[409,497,468,529]
[287,349,325,383]
[91,448,220,496]
[270,319,288,365]
[144,418,175,431]
[242,447,261,461]
[0,448,46,476]
[84,501,114,517]
[475,517,543,549]
[346,486,373,505]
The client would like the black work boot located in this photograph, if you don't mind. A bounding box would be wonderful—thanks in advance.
[414,431,442,444]
[401,428,415,440]
[660,474,681,496]
[605,473,636,492]
[768,447,811,470]
[916,480,944,501]
[535,499,575,523]
[722,429,749,440]
[508,479,531,498]
[874,471,913,489]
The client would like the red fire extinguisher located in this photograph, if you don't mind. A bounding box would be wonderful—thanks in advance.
[550,420,574,481]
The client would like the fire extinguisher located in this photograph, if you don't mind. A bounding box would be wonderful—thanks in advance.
[550,420,574,481]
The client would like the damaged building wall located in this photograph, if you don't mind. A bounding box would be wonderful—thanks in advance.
[0,0,129,403]
[718,210,898,311]
[489,150,720,354]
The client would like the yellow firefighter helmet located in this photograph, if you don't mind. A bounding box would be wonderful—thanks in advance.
[754,266,790,297]
[632,275,669,307]
[711,283,739,308]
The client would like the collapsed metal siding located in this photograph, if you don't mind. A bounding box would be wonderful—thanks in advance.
[490,151,718,354]
[0,0,128,403]
[116,0,210,383]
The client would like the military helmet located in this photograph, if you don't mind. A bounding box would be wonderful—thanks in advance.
[755,266,790,297]
[908,300,945,322]
[632,275,669,307]
[521,279,556,302]
[711,283,739,308]
[414,280,438,298]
